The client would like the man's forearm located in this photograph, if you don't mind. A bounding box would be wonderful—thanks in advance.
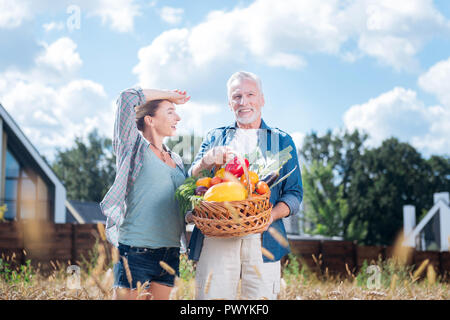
[271,201,290,221]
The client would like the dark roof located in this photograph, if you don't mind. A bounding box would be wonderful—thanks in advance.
[66,200,105,224]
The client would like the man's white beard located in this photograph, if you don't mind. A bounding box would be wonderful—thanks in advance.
[235,107,260,125]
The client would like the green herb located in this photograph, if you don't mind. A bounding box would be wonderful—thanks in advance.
[175,176,204,216]
[199,169,214,178]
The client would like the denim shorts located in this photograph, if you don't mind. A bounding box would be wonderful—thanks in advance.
[113,243,180,289]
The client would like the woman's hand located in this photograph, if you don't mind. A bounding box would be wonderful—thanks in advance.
[168,90,191,105]
[142,88,190,104]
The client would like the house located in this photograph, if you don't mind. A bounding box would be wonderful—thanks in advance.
[403,192,450,251]
[0,103,66,223]
[66,200,105,224]
[0,102,104,225]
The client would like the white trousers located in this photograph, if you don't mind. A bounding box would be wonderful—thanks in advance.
[195,235,281,300]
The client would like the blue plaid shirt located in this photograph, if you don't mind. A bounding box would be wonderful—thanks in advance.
[187,119,303,262]
[100,87,184,247]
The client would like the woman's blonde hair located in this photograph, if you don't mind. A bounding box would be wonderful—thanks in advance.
[135,99,164,131]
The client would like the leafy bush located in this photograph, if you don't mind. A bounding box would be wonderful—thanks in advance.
[0,258,34,284]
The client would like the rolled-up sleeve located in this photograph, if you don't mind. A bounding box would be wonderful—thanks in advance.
[187,129,215,177]
[277,134,303,217]
[113,87,145,158]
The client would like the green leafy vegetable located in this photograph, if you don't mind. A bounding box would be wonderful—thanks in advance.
[175,176,204,216]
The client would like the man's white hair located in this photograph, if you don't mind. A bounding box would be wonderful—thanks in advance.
[226,71,263,98]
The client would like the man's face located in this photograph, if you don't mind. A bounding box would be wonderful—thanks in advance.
[228,78,264,126]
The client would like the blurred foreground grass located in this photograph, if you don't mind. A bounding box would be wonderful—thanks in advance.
[0,240,448,300]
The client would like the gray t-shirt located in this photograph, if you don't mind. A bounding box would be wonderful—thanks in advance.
[119,147,186,248]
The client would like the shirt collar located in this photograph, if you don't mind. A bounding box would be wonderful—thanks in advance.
[228,118,271,131]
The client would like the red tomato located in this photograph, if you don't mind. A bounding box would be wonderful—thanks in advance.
[255,181,269,195]
[210,176,223,186]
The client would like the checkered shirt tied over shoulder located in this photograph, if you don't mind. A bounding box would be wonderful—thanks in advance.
[100,87,147,247]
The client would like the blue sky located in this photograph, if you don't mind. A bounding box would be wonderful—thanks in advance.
[0,0,449,161]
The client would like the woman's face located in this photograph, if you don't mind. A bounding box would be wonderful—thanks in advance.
[146,100,181,137]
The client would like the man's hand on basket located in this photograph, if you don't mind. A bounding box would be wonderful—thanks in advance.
[261,214,273,232]
[260,201,290,233]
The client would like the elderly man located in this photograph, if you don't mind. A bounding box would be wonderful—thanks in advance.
[186,71,303,300]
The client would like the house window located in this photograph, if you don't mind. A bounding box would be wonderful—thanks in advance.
[20,170,36,219]
[3,148,50,221]
[4,149,19,220]
[419,210,441,251]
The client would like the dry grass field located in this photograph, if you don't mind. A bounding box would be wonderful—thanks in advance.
[1,240,448,300]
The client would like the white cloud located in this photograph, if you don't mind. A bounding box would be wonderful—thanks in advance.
[134,0,342,87]
[414,57,450,153]
[354,0,449,71]
[263,53,306,70]
[133,0,450,88]
[410,105,450,154]
[175,101,221,136]
[159,6,184,25]
[357,34,420,71]
[0,0,141,33]
[418,57,450,107]
[133,28,194,88]
[35,37,82,74]
[0,37,109,160]
[344,56,450,155]
[0,0,31,28]
[43,21,65,32]
[88,0,141,33]
[343,87,450,155]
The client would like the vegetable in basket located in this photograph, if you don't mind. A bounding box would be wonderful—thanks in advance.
[260,171,279,187]
[174,145,295,213]
[225,156,249,177]
[174,176,204,216]
[203,182,247,202]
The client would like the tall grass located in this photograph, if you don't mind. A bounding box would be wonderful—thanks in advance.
[1,237,448,300]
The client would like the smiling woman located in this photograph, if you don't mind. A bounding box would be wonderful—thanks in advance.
[100,86,191,300]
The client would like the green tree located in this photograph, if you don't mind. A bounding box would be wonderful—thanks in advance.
[348,138,438,245]
[302,160,348,237]
[300,129,367,238]
[52,130,115,202]
[426,155,450,195]
[300,130,449,246]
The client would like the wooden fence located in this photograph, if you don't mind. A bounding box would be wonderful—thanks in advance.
[0,222,104,273]
[0,222,449,278]
[287,238,450,278]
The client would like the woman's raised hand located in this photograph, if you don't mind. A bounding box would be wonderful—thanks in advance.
[168,89,191,105]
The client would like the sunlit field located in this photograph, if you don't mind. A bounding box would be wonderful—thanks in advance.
[1,239,448,300]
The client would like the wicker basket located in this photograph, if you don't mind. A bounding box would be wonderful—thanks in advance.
[192,153,272,238]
